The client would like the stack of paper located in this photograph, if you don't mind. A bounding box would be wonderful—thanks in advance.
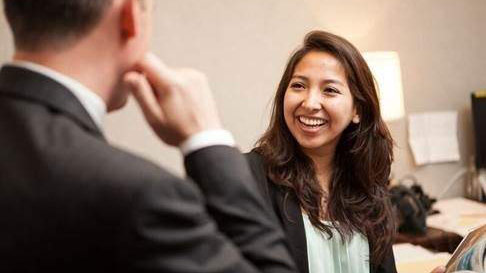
[427,197,486,236]
[408,111,460,165]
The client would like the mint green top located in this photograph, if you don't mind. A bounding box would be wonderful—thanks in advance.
[303,213,370,273]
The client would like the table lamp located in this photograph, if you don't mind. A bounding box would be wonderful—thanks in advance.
[363,51,405,121]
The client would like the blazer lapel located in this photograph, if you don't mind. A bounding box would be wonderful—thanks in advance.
[0,65,104,139]
[273,188,309,273]
[247,151,310,273]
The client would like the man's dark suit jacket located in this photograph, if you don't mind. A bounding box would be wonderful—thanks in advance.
[0,65,297,273]
[246,151,398,273]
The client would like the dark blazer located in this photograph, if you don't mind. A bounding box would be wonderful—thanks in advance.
[0,65,297,273]
[245,151,397,273]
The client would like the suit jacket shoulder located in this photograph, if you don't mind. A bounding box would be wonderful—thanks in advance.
[0,66,297,273]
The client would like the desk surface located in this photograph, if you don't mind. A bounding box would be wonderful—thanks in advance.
[427,197,486,236]
[393,243,451,273]
[393,197,486,273]
[395,227,463,253]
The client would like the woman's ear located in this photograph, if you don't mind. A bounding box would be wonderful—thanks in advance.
[352,106,360,124]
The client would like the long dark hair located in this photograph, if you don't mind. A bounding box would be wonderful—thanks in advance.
[255,30,395,266]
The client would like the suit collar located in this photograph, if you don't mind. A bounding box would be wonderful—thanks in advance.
[8,61,107,128]
[246,150,310,273]
[275,189,310,273]
[0,65,104,138]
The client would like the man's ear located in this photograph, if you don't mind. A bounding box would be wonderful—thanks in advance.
[120,0,139,39]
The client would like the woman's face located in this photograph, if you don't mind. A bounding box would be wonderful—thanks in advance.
[283,51,358,156]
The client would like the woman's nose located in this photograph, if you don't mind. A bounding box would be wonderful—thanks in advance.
[301,89,322,111]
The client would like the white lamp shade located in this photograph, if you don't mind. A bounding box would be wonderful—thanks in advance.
[363,51,405,121]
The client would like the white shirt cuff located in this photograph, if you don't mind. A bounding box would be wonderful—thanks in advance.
[179,129,236,156]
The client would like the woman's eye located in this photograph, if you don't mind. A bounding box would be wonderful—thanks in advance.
[323,87,340,94]
[290,82,305,90]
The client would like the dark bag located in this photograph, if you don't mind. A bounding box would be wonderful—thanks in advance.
[390,184,428,235]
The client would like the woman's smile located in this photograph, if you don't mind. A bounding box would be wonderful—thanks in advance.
[296,115,329,134]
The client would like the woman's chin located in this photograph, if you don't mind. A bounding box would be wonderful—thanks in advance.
[297,140,326,152]
[295,136,338,155]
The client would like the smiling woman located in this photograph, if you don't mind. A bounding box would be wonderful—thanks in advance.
[283,50,359,156]
[247,30,397,273]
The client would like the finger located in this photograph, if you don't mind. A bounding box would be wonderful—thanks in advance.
[124,72,165,125]
[137,52,179,97]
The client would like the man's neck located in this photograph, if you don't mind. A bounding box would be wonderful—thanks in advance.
[13,49,118,108]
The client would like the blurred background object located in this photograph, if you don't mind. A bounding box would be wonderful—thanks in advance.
[363,51,405,122]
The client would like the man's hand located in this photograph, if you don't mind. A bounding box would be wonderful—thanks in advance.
[430,265,446,273]
[124,53,222,146]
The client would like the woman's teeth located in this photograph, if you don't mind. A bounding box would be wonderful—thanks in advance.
[298,116,327,127]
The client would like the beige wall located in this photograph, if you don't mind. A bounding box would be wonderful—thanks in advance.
[1,0,484,198]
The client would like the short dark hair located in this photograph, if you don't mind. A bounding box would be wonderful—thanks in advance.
[4,0,113,51]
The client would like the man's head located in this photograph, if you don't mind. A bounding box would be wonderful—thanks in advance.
[4,0,114,51]
[3,0,153,111]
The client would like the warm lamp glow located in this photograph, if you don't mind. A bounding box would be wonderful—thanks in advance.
[363,51,405,121]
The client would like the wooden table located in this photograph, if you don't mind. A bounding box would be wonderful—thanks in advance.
[395,227,463,253]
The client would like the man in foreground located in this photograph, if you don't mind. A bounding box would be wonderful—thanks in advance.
[0,0,296,272]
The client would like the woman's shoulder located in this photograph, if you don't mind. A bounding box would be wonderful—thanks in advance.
[244,150,264,168]
[244,150,289,194]
[244,149,279,197]
[244,150,266,182]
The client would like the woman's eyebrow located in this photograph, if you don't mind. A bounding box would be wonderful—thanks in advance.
[322,79,344,86]
[292,74,344,86]
[290,75,308,81]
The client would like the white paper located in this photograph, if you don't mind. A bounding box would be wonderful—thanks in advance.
[427,197,486,236]
[408,111,460,165]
